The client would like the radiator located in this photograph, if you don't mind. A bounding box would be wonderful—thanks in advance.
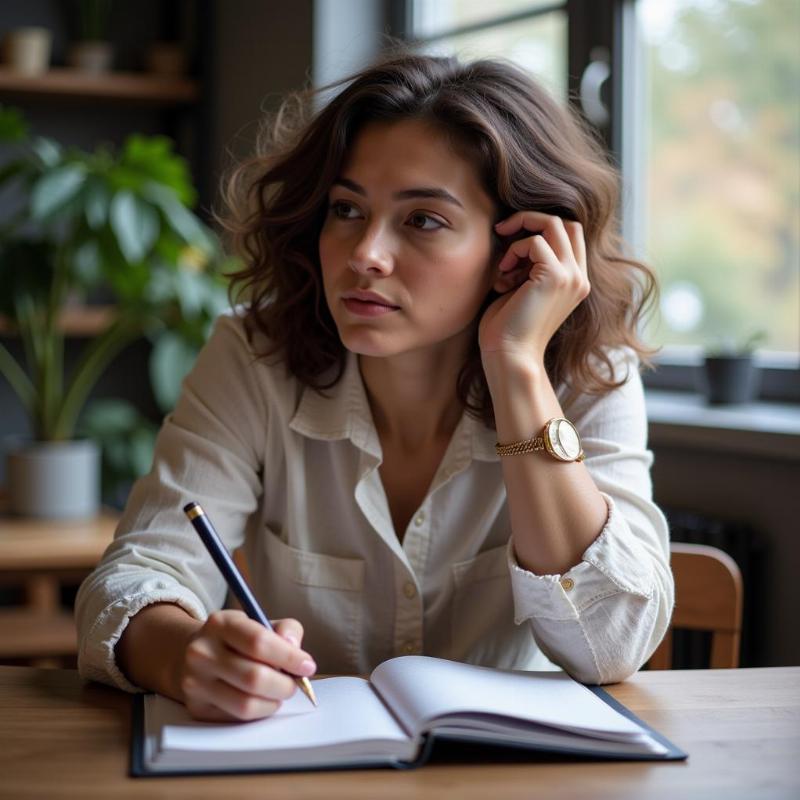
[663,508,764,669]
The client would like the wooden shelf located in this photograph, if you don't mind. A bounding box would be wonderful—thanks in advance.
[0,306,116,337]
[0,67,199,105]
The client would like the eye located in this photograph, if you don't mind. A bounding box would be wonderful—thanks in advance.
[407,212,444,231]
[329,200,361,219]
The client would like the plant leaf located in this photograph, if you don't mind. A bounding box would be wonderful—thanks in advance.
[109,190,160,263]
[0,104,28,141]
[81,398,140,435]
[140,181,214,252]
[72,239,102,286]
[122,135,194,204]
[30,164,86,219]
[130,428,156,475]
[84,179,109,229]
[175,268,205,317]
[149,331,199,412]
[30,137,62,167]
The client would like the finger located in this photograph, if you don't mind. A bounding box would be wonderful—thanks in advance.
[182,698,234,722]
[564,220,587,271]
[493,261,531,293]
[496,236,545,273]
[498,233,558,275]
[273,617,305,649]
[183,634,298,703]
[528,236,585,290]
[215,651,298,701]
[495,212,574,262]
[192,677,283,722]
[208,612,316,677]
[185,633,299,700]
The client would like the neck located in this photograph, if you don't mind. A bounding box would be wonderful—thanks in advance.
[358,333,474,454]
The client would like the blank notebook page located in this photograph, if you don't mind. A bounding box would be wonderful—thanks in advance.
[158,676,408,753]
[370,656,647,740]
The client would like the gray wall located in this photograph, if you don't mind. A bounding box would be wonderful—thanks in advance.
[209,0,389,201]
[210,0,314,187]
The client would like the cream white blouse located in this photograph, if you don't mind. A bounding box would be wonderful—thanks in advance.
[75,311,673,692]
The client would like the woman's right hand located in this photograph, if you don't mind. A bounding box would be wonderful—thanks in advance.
[177,610,317,721]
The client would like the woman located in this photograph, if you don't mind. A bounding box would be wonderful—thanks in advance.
[76,50,673,722]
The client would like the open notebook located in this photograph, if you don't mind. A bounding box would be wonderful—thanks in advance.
[131,655,686,775]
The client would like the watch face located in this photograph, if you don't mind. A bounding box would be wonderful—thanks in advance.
[546,418,582,461]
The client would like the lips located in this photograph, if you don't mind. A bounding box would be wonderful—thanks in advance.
[341,289,400,308]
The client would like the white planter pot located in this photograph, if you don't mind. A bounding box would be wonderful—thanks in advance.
[67,41,113,74]
[6,439,100,519]
[6,27,53,76]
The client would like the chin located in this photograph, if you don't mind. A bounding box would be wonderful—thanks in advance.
[339,335,400,358]
[335,326,407,358]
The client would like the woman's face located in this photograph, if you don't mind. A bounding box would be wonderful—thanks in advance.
[318,118,498,360]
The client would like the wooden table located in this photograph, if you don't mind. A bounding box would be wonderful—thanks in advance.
[0,512,117,660]
[0,666,797,799]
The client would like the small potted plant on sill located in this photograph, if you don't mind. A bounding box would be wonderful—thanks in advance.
[700,330,768,405]
[0,104,231,518]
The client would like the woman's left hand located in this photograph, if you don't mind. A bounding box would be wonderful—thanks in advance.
[478,211,590,365]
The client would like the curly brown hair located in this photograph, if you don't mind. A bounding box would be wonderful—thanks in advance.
[220,46,658,429]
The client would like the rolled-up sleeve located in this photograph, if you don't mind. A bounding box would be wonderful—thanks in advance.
[75,313,268,691]
[506,351,673,684]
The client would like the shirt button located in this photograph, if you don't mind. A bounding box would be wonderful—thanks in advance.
[560,577,575,591]
[403,582,417,599]
[414,511,425,526]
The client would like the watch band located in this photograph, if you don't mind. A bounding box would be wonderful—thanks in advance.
[495,418,585,461]
[494,435,547,457]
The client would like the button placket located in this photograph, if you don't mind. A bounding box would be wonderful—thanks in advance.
[394,513,427,658]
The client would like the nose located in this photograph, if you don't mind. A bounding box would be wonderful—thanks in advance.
[347,223,394,276]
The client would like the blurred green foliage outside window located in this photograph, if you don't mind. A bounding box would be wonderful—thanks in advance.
[638,0,799,356]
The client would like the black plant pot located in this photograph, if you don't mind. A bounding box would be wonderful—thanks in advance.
[701,355,760,405]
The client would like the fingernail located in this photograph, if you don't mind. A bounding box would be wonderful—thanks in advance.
[494,220,505,228]
[299,659,316,676]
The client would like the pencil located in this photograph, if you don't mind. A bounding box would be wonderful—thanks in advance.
[182,501,318,708]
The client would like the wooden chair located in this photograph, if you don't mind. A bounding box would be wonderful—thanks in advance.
[648,542,743,669]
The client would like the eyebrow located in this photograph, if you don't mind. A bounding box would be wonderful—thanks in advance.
[332,177,464,209]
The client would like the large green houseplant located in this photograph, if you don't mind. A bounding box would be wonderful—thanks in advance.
[0,105,231,516]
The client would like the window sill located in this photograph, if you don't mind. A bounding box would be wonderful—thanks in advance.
[645,390,800,461]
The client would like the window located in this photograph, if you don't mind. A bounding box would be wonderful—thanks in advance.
[634,0,799,365]
[404,0,800,400]
[409,1,568,100]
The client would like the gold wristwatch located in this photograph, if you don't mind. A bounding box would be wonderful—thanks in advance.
[495,417,585,462]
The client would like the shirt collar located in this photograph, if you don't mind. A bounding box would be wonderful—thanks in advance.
[289,350,500,464]
[289,350,382,459]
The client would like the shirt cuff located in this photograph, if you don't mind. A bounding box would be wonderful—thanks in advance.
[77,587,207,693]
[506,493,655,624]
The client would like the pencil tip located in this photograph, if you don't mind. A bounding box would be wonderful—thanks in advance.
[302,677,319,707]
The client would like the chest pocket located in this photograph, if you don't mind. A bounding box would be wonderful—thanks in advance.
[451,543,537,670]
[256,527,365,674]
